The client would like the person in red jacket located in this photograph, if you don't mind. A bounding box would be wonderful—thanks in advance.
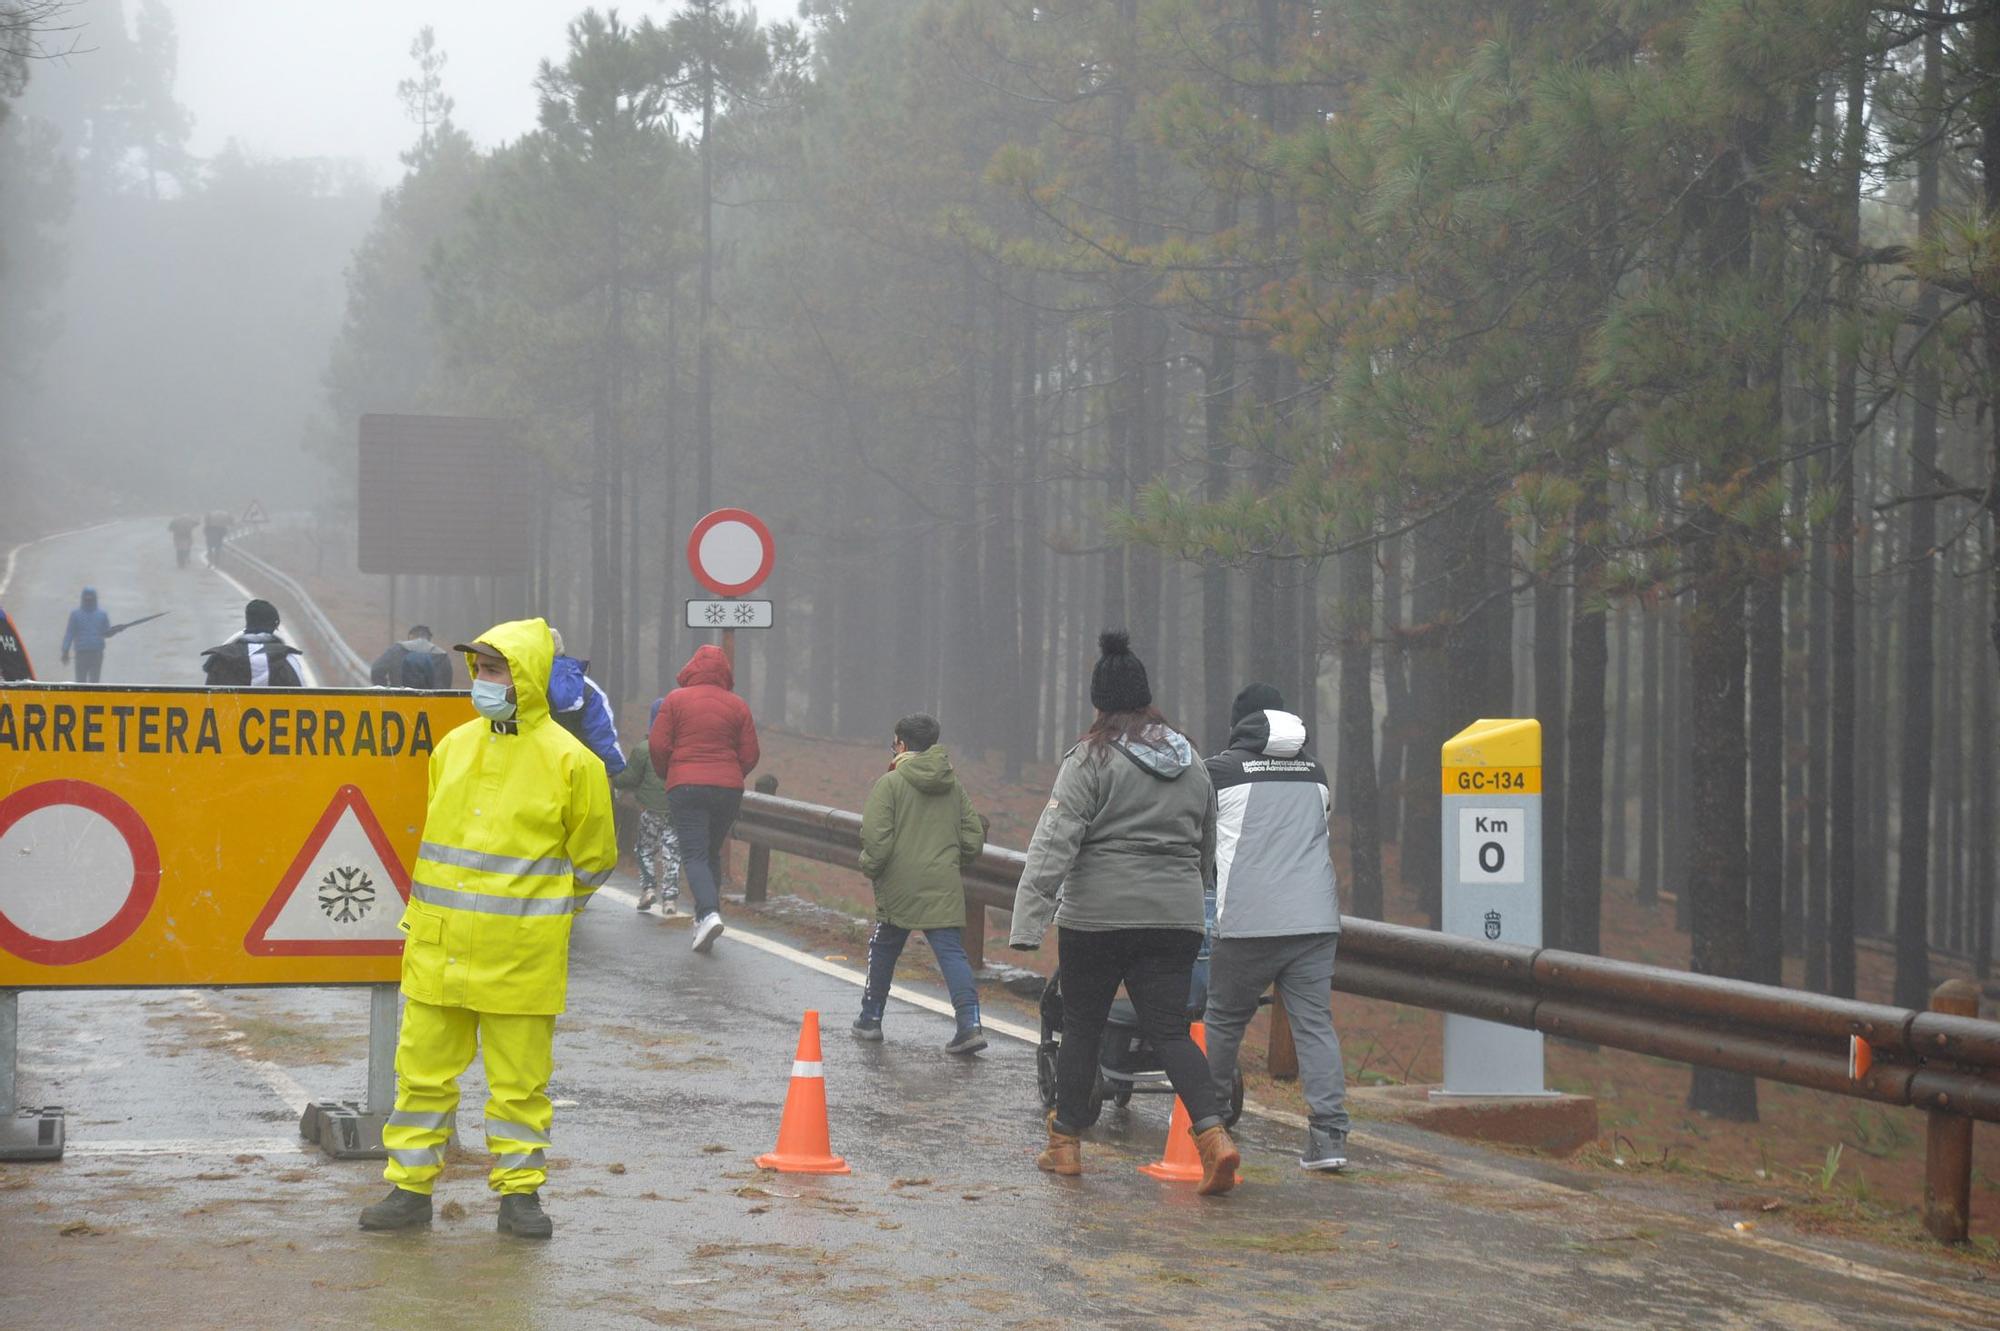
[649,644,760,953]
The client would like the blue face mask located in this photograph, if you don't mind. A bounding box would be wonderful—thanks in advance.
[470,678,516,721]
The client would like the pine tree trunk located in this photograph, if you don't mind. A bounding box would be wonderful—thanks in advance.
[1607,606,1630,881]
[1341,543,1383,920]
[1747,212,1787,987]
[1564,468,1607,957]
[1406,520,1448,926]
[1638,594,1661,905]
[1017,282,1046,766]
[948,253,986,755]
[1898,26,1944,1002]
[1377,528,1407,845]
[1535,563,1568,949]
[1973,603,1996,978]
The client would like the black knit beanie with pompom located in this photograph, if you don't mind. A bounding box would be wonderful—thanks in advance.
[1090,629,1152,713]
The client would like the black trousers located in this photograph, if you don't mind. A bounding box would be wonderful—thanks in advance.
[1053,926,1221,1135]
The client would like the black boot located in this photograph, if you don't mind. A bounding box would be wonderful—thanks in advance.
[497,1190,553,1239]
[359,1186,432,1231]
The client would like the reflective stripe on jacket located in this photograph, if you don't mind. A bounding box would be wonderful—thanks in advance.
[399,616,618,1015]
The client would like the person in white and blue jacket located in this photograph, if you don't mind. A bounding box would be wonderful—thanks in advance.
[1203,682,1351,1172]
[546,628,626,776]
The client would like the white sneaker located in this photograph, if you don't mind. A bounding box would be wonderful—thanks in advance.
[691,912,725,953]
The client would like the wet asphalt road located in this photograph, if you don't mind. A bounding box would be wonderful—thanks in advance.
[3,521,1999,1329]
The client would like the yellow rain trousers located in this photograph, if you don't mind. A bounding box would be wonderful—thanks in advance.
[381,616,618,1196]
[383,1001,555,1196]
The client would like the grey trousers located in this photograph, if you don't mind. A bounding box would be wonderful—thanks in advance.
[1204,931,1349,1134]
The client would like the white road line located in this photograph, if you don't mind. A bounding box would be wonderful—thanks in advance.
[594,882,1041,1044]
[179,990,315,1115]
[68,1138,311,1158]
[0,519,126,599]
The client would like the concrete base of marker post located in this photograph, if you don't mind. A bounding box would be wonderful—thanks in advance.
[304,984,401,1161]
[0,990,64,1163]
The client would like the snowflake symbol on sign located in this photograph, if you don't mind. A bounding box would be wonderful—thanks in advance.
[732,603,758,625]
[318,865,377,923]
[703,603,728,625]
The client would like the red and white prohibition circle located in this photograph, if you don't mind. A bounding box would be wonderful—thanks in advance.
[0,780,161,965]
[686,508,775,598]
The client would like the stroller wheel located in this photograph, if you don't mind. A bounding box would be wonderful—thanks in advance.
[1112,1086,1133,1109]
[1036,1043,1059,1109]
[1225,1069,1245,1128]
[1087,1068,1110,1119]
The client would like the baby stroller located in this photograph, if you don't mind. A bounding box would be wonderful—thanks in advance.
[1034,899,1248,1127]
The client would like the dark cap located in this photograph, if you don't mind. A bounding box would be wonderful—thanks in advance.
[1230,682,1286,726]
[245,598,280,632]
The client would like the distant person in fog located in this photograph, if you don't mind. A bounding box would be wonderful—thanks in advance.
[372,624,453,689]
[649,644,760,956]
[202,510,231,566]
[168,515,199,569]
[60,587,114,682]
[201,599,306,686]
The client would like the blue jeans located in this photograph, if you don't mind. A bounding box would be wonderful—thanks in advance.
[667,785,741,919]
[861,922,980,1033]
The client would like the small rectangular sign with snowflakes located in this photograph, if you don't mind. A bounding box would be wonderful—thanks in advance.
[685,600,774,630]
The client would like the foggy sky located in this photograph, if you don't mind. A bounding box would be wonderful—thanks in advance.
[147,1,810,183]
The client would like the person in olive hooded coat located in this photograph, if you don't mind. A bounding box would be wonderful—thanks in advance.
[852,713,987,1052]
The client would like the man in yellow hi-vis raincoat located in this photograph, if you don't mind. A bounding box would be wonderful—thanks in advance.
[359,617,617,1239]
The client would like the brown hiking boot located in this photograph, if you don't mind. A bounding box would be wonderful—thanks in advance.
[1194,1125,1240,1196]
[1036,1111,1081,1176]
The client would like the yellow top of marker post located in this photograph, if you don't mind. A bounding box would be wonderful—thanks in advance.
[1441,717,1541,794]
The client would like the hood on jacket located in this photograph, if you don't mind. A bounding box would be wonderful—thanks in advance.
[1228,708,1307,759]
[677,643,734,691]
[893,744,959,795]
[79,588,97,607]
[547,653,588,713]
[462,617,555,727]
[1113,724,1197,780]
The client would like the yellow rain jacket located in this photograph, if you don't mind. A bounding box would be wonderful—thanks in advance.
[398,617,617,1015]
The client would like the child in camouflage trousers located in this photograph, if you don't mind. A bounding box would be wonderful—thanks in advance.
[614,704,682,912]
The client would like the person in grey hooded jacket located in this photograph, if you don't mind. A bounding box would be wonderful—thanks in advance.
[1203,682,1350,1171]
[1011,630,1239,1195]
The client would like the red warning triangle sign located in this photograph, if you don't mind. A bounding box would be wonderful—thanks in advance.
[245,785,412,956]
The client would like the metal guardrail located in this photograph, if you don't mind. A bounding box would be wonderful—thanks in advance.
[224,541,373,685]
[730,788,2000,1242]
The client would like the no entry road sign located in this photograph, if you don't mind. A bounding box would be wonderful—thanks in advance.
[686,508,775,598]
[0,685,467,988]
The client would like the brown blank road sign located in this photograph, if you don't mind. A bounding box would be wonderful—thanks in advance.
[357,414,536,575]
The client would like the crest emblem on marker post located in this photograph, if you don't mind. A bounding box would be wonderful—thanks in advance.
[245,785,412,956]
[686,508,775,598]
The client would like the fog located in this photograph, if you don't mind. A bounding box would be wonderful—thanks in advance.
[2,0,1998,1014]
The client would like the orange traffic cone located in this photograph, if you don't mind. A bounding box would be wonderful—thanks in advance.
[756,1010,851,1175]
[1138,1021,1210,1182]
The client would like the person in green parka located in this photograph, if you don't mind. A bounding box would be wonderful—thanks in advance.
[852,713,988,1053]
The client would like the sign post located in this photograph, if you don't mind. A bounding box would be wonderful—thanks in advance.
[1437,717,1553,1098]
[685,508,777,667]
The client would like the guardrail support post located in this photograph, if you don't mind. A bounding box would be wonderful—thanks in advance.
[1923,978,1980,1244]
[1266,991,1299,1081]
[744,775,778,904]
[964,898,986,972]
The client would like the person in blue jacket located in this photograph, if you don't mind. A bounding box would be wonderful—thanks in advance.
[60,587,115,682]
[546,628,626,776]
